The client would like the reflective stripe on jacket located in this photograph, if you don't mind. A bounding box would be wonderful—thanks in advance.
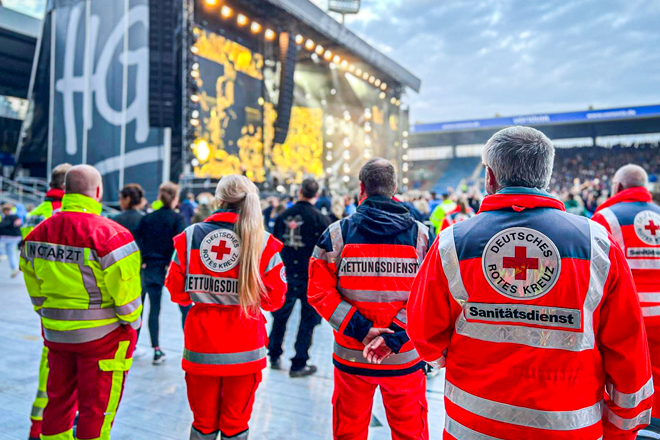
[408,187,652,439]
[165,210,287,376]
[308,195,430,377]
[20,193,142,344]
[593,186,660,418]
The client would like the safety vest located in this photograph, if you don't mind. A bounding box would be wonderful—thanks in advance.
[165,210,287,376]
[308,196,430,376]
[20,193,142,344]
[408,187,653,439]
[21,188,64,239]
[593,186,660,417]
[440,206,474,231]
[430,199,457,234]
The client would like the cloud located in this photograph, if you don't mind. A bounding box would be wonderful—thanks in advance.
[344,0,660,124]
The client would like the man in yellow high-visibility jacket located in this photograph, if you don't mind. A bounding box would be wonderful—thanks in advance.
[21,165,142,440]
[21,162,71,440]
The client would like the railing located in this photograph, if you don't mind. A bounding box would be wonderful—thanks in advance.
[0,176,46,207]
[0,176,121,217]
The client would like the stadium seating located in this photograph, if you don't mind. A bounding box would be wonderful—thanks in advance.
[431,157,481,193]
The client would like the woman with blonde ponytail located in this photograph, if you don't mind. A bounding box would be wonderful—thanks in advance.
[165,175,287,440]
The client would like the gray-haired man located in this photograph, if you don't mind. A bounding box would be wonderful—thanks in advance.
[408,126,652,439]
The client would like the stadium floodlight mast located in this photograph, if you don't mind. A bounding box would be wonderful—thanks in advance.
[328,0,361,24]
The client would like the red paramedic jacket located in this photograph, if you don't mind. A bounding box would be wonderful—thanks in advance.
[165,210,287,376]
[308,195,430,376]
[408,187,652,440]
[592,186,660,418]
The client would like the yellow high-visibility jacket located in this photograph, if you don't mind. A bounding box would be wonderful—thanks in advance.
[20,193,142,343]
[21,188,65,239]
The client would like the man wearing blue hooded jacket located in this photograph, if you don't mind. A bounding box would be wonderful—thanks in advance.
[308,158,431,440]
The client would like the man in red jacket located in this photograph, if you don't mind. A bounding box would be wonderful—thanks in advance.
[592,164,660,420]
[408,126,652,439]
[309,158,431,440]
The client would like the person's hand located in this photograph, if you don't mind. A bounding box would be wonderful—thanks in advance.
[141,263,147,269]
[363,336,393,364]
[13,218,22,227]
[362,327,394,346]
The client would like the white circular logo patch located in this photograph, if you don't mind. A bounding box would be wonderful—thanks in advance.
[482,227,561,300]
[634,210,660,246]
[199,230,241,272]
[280,266,287,283]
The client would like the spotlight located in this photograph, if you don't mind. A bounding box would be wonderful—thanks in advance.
[390,97,396,105]
[343,176,350,183]
[250,22,262,34]
[403,131,409,138]
[205,0,219,6]
[355,68,362,76]
[220,6,232,18]
[380,83,387,91]
[340,60,348,69]
[315,45,324,55]
[237,14,248,26]
[305,39,315,50]
[379,92,386,99]
[194,139,210,161]
[265,29,276,40]
[324,50,332,60]
[190,118,200,127]
[403,177,409,184]
[295,34,304,45]
[192,62,199,70]
[191,110,200,119]
[348,64,356,73]
[343,150,351,160]
[191,46,199,54]
[368,76,375,84]
[258,97,265,106]
[326,142,333,149]
[375,79,381,87]
[191,70,200,78]
[333,55,341,64]
[362,72,369,80]
[343,137,350,147]
[191,94,200,102]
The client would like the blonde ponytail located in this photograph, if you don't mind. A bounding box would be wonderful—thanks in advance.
[215,175,265,316]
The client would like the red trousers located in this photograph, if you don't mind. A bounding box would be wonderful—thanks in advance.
[333,368,429,440]
[42,326,136,440]
[186,372,262,439]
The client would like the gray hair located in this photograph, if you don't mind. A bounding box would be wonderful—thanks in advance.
[482,126,555,189]
[614,164,648,189]
[359,158,397,198]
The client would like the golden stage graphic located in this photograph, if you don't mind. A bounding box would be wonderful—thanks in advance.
[191,29,323,182]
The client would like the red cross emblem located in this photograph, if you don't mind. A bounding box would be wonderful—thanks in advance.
[502,246,539,280]
[211,240,232,259]
[645,220,660,236]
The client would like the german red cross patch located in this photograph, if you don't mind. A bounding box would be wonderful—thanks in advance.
[199,230,241,272]
[482,227,561,300]
[634,210,660,246]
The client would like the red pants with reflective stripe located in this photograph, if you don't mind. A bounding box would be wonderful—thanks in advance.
[333,368,429,440]
[186,371,262,437]
[42,326,136,439]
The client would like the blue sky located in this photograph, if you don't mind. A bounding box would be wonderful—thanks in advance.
[343,0,660,124]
